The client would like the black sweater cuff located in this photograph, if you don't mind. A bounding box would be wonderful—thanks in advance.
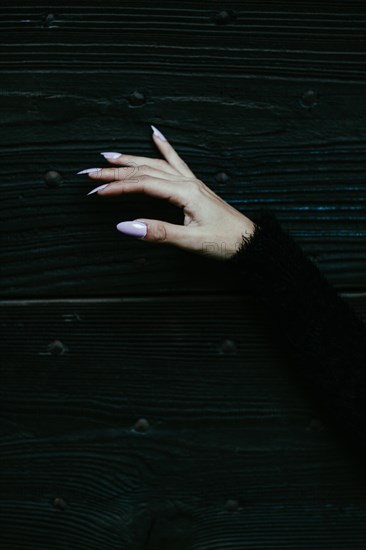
[228,209,366,454]
[229,209,328,312]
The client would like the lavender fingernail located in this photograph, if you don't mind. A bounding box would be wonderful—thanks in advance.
[100,152,122,159]
[116,221,147,238]
[77,168,102,175]
[86,184,109,195]
[151,125,167,142]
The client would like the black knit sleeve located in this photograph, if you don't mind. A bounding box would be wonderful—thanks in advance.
[228,209,366,454]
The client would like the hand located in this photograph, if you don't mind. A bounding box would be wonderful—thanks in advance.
[79,126,256,261]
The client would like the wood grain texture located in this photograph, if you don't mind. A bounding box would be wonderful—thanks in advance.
[1,2,366,548]
[1,296,366,549]
[0,2,365,296]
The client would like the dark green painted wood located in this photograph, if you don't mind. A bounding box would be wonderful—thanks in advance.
[1,2,365,548]
[0,3,365,296]
[1,296,366,549]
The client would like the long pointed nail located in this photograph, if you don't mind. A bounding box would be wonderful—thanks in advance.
[100,152,122,159]
[116,221,147,238]
[151,125,167,142]
[77,168,102,175]
[86,184,109,196]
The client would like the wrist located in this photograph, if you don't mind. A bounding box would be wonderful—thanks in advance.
[214,224,255,262]
[226,219,256,260]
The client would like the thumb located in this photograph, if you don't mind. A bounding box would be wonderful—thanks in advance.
[116,218,192,248]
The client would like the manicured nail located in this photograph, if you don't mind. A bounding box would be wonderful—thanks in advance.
[116,221,147,238]
[100,152,122,159]
[77,168,102,175]
[86,184,109,195]
[151,125,167,142]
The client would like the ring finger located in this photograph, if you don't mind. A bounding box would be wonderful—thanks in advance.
[87,164,177,183]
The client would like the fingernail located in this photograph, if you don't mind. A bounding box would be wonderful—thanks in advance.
[77,168,102,175]
[151,125,167,142]
[116,221,147,238]
[100,152,122,159]
[86,184,109,195]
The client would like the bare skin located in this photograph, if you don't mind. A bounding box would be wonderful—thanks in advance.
[82,128,256,261]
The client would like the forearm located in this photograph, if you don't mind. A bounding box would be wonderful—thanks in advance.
[228,209,366,452]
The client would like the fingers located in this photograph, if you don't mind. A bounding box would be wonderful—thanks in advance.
[102,152,181,177]
[87,164,175,183]
[80,125,195,181]
[151,125,196,178]
[117,217,198,252]
[96,174,191,209]
[81,126,200,253]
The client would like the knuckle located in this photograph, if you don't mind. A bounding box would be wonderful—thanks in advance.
[125,168,138,180]
[156,159,168,169]
[188,178,200,191]
[155,223,167,241]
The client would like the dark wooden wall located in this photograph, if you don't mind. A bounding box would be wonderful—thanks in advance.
[1,2,365,548]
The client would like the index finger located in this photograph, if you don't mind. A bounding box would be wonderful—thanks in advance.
[151,125,196,178]
[102,152,180,177]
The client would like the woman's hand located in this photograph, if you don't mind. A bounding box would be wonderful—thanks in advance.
[78,125,256,261]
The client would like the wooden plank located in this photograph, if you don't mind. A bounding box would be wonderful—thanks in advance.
[1,2,365,296]
[1,71,365,295]
[1,295,366,548]
[1,2,365,547]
